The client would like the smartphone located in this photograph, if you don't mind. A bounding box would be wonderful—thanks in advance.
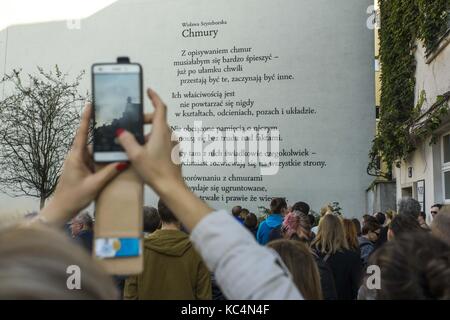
[92,62,144,162]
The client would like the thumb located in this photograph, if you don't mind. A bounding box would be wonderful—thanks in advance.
[116,129,143,161]
[89,162,123,192]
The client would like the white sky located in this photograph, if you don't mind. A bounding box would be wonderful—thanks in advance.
[0,0,117,31]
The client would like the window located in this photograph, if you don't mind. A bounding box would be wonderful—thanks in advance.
[441,133,450,202]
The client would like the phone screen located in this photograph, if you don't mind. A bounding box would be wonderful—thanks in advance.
[93,64,142,158]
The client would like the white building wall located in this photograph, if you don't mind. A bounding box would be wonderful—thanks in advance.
[397,36,450,223]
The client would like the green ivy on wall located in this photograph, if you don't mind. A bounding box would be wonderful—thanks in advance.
[368,0,450,179]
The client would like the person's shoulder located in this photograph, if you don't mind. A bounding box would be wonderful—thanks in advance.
[336,248,360,259]
[77,230,93,240]
[257,219,266,230]
[342,248,363,265]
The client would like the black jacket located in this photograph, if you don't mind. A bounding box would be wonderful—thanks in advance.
[73,230,93,253]
[314,248,362,300]
[312,253,338,300]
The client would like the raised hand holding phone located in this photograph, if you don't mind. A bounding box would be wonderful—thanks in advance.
[117,89,213,231]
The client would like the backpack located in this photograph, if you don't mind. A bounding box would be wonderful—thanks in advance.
[268,225,283,242]
[312,250,338,300]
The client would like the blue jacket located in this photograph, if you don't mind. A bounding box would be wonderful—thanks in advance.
[358,236,374,266]
[256,214,283,245]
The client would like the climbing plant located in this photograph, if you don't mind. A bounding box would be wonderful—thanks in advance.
[368,0,450,179]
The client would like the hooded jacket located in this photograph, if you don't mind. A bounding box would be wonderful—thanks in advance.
[358,236,375,266]
[124,229,211,300]
[256,213,283,245]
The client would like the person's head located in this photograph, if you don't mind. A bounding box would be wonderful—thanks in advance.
[71,212,93,237]
[385,209,395,222]
[240,208,250,220]
[267,240,323,299]
[374,212,386,225]
[343,219,359,250]
[308,214,316,227]
[398,197,421,220]
[292,201,310,215]
[362,220,381,243]
[352,218,362,237]
[281,211,312,242]
[362,214,377,225]
[431,206,450,246]
[270,197,287,215]
[244,213,258,229]
[320,204,333,217]
[312,214,348,254]
[368,231,450,299]
[157,199,179,227]
[0,226,118,299]
[431,204,443,219]
[231,206,242,218]
[418,211,427,225]
[143,206,160,234]
[388,214,422,241]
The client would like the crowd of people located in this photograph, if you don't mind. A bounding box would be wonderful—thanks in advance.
[0,89,449,300]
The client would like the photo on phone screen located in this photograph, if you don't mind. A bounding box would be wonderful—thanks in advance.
[92,63,143,162]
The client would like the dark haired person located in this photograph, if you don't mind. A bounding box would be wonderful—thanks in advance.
[70,212,94,253]
[360,232,450,299]
[244,213,258,238]
[231,206,244,224]
[292,201,310,215]
[358,220,380,266]
[431,204,443,219]
[124,200,211,299]
[240,208,250,220]
[388,214,423,240]
[143,206,160,234]
[257,198,287,245]
[398,197,421,220]
[374,212,386,226]
[418,211,429,230]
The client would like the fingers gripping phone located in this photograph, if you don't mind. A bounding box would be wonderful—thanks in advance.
[92,60,144,162]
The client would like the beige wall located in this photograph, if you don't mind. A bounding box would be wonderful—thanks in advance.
[397,34,450,222]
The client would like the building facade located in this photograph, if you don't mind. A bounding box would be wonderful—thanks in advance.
[394,25,450,223]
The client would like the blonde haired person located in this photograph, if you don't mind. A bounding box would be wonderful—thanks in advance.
[311,214,362,300]
[311,203,334,235]
[384,209,395,226]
